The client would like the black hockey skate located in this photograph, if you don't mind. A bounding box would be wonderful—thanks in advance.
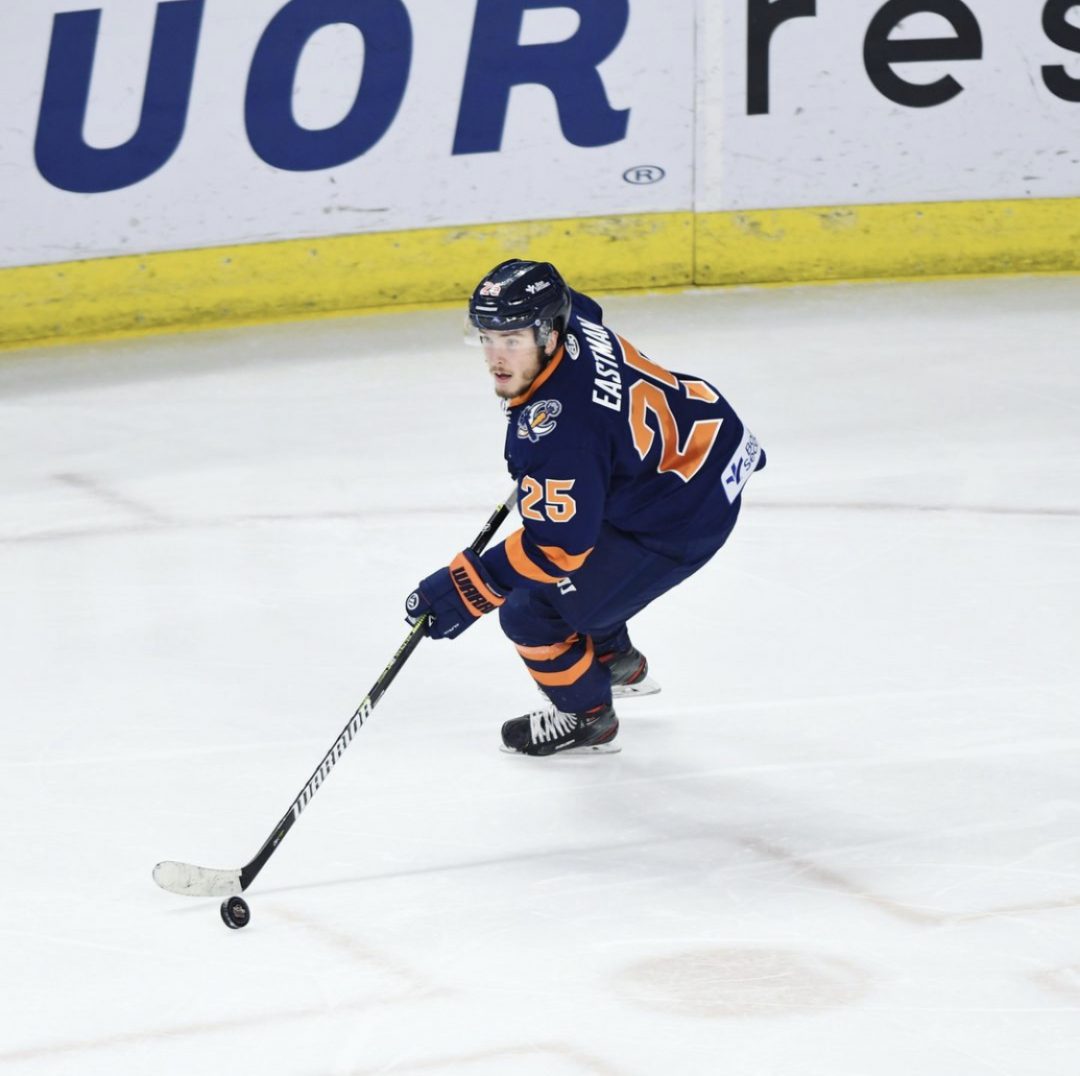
[599,645,661,699]
[501,702,620,756]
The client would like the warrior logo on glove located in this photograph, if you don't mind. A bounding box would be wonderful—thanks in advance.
[450,563,500,615]
[405,549,506,640]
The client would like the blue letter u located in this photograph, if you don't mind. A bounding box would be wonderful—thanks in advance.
[34,1,204,194]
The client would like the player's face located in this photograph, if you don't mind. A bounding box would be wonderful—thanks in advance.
[482,329,549,399]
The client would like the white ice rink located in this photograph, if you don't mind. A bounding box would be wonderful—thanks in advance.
[2,277,1079,1075]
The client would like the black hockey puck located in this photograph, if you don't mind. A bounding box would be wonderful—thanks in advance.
[220,895,251,930]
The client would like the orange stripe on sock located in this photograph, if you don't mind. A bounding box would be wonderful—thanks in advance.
[528,637,596,687]
[504,529,562,583]
[515,634,578,661]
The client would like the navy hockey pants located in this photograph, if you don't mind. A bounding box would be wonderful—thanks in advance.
[498,502,741,713]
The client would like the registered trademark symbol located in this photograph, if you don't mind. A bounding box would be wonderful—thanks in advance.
[622,165,665,185]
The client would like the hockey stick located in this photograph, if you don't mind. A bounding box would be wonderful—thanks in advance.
[153,486,518,898]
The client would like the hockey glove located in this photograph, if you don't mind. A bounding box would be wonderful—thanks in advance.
[405,549,507,640]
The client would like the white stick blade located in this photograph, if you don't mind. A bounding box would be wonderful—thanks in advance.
[153,860,243,897]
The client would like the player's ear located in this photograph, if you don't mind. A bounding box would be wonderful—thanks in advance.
[545,330,559,357]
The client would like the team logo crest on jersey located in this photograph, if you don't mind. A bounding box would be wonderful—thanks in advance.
[565,332,580,360]
[517,399,563,443]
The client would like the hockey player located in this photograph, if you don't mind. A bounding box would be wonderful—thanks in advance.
[405,260,765,756]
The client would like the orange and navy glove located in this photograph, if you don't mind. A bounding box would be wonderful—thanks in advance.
[405,550,507,640]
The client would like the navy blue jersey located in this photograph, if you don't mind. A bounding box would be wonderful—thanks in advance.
[482,290,765,592]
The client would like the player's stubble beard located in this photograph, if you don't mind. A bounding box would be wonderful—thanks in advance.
[491,349,544,400]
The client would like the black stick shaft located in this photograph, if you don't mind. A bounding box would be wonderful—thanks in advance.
[237,488,517,892]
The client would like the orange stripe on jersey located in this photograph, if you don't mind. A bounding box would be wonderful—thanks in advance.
[537,543,593,573]
[509,345,566,408]
[617,335,678,388]
[529,637,596,687]
[681,379,720,403]
[504,529,562,583]
[449,552,505,617]
[515,634,578,661]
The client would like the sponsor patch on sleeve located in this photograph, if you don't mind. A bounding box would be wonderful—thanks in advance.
[722,429,761,503]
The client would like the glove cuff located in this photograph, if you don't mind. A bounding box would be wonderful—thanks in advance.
[449,550,506,618]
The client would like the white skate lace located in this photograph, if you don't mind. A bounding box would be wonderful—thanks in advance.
[529,706,578,744]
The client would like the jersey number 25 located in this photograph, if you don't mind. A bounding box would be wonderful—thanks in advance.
[520,477,577,523]
[623,338,723,483]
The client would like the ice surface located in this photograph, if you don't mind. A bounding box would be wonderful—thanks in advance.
[1,277,1078,1075]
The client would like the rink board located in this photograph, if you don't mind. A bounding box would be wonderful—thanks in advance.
[4,1,1080,348]
[695,198,1080,285]
[0,212,692,350]
[4,197,1080,350]
[6,2,1079,269]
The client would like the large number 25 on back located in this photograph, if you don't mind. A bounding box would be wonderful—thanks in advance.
[620,336,723,483]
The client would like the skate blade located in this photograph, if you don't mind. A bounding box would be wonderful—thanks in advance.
[499,739,622,757]
[612,675,661,699]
